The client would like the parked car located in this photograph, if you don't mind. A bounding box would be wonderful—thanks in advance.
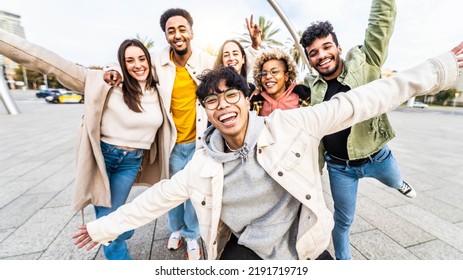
[411,101,429,108]
[35,89,61,98]
[45,91,84,104]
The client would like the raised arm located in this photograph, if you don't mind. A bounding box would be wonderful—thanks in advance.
[362,0,397,67]
[0,28,87,93]
[246,15,262,50]
[244,15,263,80]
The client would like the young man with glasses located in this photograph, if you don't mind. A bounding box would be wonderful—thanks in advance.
[105,9,262,260]
[74,44,462,259]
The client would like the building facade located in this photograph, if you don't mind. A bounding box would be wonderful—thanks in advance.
[0,10,26,89]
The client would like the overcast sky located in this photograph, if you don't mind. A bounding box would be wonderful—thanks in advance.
[1,0,462,71]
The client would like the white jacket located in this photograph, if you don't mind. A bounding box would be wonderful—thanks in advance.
[87,52,459,260]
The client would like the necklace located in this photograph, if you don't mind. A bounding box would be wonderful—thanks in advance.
[224,141,238,152]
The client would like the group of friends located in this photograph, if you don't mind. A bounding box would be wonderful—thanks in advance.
[0,0,462,260]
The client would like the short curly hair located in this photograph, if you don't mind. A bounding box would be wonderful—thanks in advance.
[159,8,193,32]
[300,21,339,49]
[252,49,297,90]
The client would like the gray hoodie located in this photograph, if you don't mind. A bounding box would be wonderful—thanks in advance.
[202,111,301,259]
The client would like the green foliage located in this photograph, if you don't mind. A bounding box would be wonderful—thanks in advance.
[434,88,457,104]
[285,30,306,72]
[239,16,284,50]
[136,34,155,50]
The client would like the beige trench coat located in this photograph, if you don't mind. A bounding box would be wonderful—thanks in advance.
[0,29,175,211]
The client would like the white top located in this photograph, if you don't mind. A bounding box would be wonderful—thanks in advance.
[100,85,163,149]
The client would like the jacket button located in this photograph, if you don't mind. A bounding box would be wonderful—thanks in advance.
[295,153,300,157]
[201,201,206,206]
[198,136,201,140]
[278,171,283,176]
[306,194,311,200]
[213,240,217,245]
[258,149,262,153]
[198,119,201,122]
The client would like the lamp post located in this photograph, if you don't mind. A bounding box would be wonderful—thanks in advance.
[454,92,461,107]
[267,0,310,68]
[451,92,460,115]
[0,64,20,115]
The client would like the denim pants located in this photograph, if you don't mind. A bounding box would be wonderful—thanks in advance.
[94,141,143,260]
[167,142,200,240]
[325,145,403,260]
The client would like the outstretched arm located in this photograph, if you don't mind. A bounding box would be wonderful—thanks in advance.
[0,28,87,93]
[287,43,461,140]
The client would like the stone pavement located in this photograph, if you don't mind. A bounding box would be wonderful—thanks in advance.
[1,90,463,260]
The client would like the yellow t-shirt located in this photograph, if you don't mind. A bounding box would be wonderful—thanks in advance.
[171,62,197,144]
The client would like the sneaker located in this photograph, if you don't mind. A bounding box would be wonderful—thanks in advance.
[185,238,201,260]
[398,181,417,198]
[167,231,182,250]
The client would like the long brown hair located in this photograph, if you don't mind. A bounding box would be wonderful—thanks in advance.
[213,39,247,79]
[117,39,157,112]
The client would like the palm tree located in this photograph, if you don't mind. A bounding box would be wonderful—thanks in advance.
[285,30,307,74]
[136,34,155,50]
[239,16,284,50]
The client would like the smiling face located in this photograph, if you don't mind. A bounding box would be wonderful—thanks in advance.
[222,41,246,74]
[260,59,288,100]
[205,79,250,148]
[305,34,343,80]
[124,46,149,81]
[165,15,193,56]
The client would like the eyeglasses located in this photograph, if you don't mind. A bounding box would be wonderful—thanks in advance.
[202,88,242,110]
[259,67,283,78]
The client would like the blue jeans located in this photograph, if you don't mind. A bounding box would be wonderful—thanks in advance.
[325,145,403,260]
[94,141,144,260]
[167,142,200,240]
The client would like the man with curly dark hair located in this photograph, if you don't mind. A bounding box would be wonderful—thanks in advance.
[300,0,415,260]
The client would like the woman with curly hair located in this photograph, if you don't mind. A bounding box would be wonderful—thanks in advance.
[251,49,311,116]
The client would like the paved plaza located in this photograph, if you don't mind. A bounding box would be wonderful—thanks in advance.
[1,90,463,260]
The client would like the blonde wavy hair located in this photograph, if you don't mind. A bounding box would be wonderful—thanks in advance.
[252,48,298,90]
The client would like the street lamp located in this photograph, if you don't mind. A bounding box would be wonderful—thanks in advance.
[267,0,310,68]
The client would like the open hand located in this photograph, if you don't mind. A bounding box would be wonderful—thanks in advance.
[451,41,463,68]
[72,225,99,251]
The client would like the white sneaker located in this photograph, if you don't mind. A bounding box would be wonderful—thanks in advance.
[185,238,201,260]
[167,230,182,250]
[398,181,417,198]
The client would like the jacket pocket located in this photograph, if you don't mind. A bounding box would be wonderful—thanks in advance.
[276,130,317,187]
[296,206,333,260]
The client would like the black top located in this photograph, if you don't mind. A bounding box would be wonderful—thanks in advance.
[322,79,352,159]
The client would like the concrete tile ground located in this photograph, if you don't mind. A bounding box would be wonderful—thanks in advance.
[1,90,463,261]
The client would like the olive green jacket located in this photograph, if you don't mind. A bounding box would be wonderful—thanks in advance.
[305,0,397,165]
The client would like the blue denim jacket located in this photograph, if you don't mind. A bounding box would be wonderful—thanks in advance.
[305,0,397,162]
